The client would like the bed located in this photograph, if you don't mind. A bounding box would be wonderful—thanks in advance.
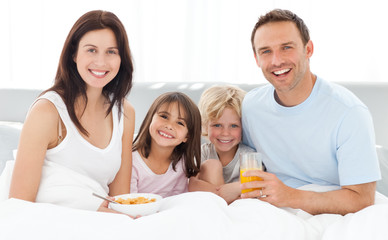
[1,83,388,239]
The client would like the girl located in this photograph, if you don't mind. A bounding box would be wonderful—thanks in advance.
[131,92,201,197]
[188,85,255,204]
[9,10,135,212]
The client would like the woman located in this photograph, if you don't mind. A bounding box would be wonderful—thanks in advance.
[9,10,135,212]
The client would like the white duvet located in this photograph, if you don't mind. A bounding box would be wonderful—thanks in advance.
[1,160,388,240]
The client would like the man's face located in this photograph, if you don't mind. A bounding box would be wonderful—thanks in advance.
[253,21,313,94]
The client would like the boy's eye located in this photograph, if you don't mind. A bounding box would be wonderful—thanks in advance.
[213,124,221,127]
[231,124,239,128]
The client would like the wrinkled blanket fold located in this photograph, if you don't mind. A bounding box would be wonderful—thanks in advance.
[0,160,106,210]
[1,160,388,240]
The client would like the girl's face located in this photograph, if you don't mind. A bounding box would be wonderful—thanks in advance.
[74,28,121,90]
[207,107,241,155]
[149,102,189,149]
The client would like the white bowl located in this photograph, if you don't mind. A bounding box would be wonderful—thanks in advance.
[109,193,163,216]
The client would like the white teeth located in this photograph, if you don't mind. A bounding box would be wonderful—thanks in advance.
[274,68,290,75]
[91,70,107,76]
[219,139,232,143]
[159,131,173,138]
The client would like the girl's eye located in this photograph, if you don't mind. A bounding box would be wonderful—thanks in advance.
[178,121,185,127]
[159,114,168,119]
[213,124,221,128]
[231,124,239,128]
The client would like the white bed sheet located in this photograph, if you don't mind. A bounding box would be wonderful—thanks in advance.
[1,160,388,240]
[1,190,388,240]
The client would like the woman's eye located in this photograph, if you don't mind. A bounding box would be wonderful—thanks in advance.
[87,48,96,53]
[108,50,118,54]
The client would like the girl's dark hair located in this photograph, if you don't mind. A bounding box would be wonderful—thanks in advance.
[44,10,134,135]
[251,9,310,55]
[133,92,202,177]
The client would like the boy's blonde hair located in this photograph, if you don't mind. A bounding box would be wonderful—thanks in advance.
[198,85,246,136]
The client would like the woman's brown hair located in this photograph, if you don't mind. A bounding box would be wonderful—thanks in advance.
[133,92,202,177]
[44,10,134,136]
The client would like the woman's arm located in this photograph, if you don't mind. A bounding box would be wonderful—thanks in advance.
[108,99,135,196]
[9,99,60,201]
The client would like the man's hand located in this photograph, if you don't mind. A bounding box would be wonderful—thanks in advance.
[240,169,297,207]
[239,169,376,215]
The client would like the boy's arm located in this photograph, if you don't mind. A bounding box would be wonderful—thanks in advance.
[217,182,241,204]
[188,176,218,193]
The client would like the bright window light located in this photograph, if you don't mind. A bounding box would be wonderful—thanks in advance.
[1,0,386,89]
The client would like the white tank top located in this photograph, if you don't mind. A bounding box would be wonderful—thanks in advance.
[35,91,124,193]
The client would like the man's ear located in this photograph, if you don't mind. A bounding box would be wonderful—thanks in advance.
[305,40,314,58]
[254,53,261,68]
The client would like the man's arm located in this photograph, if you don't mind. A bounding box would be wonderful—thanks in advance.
[240,170,376,215]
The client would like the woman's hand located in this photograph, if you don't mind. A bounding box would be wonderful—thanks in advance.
[97,197,139,219]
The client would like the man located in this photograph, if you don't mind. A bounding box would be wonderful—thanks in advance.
[241,9,381,215]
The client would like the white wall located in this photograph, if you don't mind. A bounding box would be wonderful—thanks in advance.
[1,0,387,89]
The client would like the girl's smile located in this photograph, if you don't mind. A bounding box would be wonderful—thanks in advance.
[149,102,188,149]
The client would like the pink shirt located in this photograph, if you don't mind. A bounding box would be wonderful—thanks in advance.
[130,151,188,198]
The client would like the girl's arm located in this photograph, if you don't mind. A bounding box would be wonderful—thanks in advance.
[9,99,60,201]
[108,99,135,196]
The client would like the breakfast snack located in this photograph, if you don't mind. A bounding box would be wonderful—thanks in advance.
[115,196,156,205]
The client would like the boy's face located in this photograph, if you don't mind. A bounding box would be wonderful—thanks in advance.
[207,107,241,156]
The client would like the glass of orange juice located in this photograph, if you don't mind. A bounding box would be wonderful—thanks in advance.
[240,152,263,194]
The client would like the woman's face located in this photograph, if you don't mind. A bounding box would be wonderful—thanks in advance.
[74,28,121,90]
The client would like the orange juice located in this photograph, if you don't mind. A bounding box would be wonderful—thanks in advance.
[240,168,263,194]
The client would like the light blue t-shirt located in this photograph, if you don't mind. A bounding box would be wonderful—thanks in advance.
[242,77,381,188]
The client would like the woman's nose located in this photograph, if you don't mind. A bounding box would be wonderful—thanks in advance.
[93,53,107,66]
